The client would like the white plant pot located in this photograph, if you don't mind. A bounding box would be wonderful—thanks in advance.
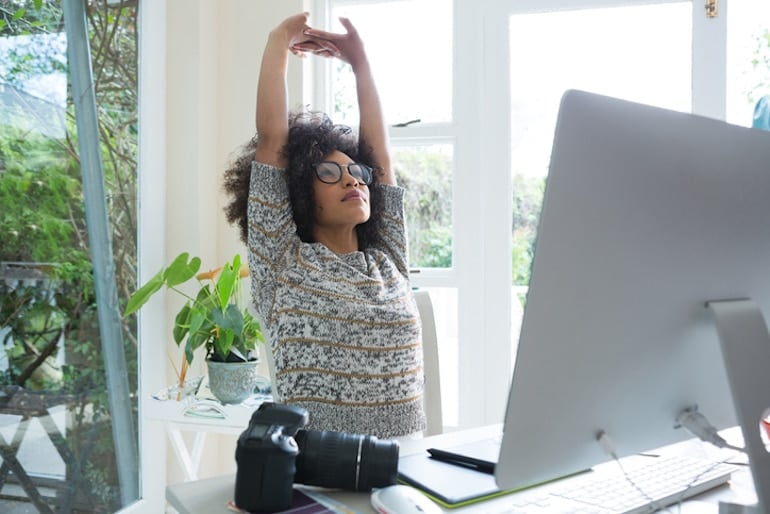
[206,359,260,404]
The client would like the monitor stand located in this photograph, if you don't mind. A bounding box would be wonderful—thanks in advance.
[708,299,770,512]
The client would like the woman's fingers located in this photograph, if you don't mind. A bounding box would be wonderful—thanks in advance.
[291,39,340,56]
[337,16,357,35]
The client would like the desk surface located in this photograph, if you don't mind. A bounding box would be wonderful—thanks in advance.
[166,425,758,514]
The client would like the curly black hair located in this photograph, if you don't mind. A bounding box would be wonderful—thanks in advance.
[223,110,385,250]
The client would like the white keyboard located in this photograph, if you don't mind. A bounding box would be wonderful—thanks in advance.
[483,455,738,514]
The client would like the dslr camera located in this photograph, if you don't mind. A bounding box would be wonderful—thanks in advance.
[234,402,399,512]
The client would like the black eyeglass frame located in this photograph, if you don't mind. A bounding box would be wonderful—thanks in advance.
[314,161,374,186]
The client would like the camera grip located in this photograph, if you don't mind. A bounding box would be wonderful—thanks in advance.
[234,435,299,512]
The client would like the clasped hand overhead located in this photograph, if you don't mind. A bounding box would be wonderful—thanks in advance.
[281,12,368,70]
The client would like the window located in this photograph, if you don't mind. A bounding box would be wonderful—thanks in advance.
[508,2,692,356]
[0,1,140,512]
[726,0,770,126]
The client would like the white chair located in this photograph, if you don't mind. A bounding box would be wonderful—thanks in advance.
[414,289,444,436]
[259,321,280,401]
[259,290,443,435]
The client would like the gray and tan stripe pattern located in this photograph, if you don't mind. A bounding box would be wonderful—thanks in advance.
[247,161,426,438]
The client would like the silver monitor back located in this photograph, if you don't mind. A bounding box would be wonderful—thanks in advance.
[496,89,770,490]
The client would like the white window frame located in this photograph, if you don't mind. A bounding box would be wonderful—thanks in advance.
[129,1,167,512]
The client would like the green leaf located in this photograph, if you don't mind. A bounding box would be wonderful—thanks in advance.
[186,313,213,361]
[215,329,234,360]
[123,271,164,315]
[187,329,208,352]
[12,8,26,21]
[216,256,239,310]
[212,304,244,335]
[34,0,43,10]
[173,303,191,344]
[163,252,201,287]
[243,312,264,346]
[188,307,207,339]
[184,344,194,365]
[193,285,218,317]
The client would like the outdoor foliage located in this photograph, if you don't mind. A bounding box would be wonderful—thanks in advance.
[394,148,453,268]
[0,0,138,512]
[512,174,545,286]
[748,28,770,104]
[0,126,82,263]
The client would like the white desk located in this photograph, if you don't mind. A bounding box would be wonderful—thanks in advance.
[166,425,758,514]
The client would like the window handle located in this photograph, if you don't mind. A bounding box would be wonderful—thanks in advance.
[393,118,421,128]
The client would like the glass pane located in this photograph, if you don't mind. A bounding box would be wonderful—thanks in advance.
[726,0,770,127]
[329,0,452,125]
[0,2,139,512]
[393,144,453,269]
[509,4,691,351]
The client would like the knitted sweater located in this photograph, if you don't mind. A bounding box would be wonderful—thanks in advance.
[247,161,426,438]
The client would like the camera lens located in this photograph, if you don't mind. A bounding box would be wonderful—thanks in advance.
[294,429,399,491]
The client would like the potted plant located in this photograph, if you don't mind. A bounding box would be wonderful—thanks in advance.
[124,252,264,403]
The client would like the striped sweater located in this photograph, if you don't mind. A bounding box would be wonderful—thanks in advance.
[246,161,426,438]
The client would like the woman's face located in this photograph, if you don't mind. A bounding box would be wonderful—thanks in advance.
[312,150,371,230]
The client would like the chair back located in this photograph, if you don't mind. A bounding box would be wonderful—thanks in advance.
[414,289,444,436]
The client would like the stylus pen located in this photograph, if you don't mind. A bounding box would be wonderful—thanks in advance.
[426,448,496,475]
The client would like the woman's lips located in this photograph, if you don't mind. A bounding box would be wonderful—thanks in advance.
[343,190,365,201]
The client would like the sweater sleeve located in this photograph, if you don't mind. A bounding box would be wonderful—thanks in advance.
[246,161,299,321]
[371,184,410,279]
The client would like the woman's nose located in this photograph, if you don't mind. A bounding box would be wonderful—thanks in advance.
[342,169,359,186]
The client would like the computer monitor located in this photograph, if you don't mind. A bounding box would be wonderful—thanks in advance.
[495,90,770,498]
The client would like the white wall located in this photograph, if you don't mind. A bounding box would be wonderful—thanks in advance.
[148,0,308,486]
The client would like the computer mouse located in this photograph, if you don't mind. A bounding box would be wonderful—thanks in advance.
[370,485,442,514]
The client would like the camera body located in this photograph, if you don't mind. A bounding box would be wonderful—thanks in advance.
[234,402,399,512]
[234,402,306,512]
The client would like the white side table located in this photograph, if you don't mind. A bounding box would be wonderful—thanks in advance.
[143,395,267,481]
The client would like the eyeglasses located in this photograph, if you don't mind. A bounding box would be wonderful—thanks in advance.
[315,161,373,185]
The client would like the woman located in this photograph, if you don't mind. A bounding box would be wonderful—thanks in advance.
[223,13,425,439]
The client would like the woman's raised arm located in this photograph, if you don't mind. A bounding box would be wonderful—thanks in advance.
[302,18,394,185]
[255,13,337,168]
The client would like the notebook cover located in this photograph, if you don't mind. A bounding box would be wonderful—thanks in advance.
[434,436,502,467]
[397,453,518,508]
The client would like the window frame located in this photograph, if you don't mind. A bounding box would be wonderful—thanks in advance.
[132,0,168,511]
